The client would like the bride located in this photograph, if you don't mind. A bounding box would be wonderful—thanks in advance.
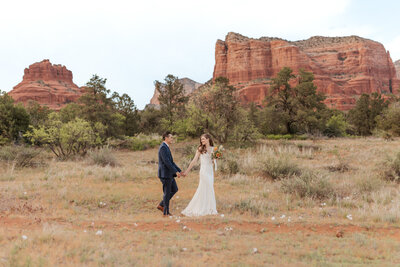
[181,134,218,217]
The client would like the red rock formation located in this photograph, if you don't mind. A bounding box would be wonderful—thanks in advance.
[395,60,400,79]
[213,33,400,110]
[150,77,203,106]
[8,59,83,110]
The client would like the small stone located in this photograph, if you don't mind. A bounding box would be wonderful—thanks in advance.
[336,230,344,238]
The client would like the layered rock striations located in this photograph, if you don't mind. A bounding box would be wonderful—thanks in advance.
[149,77,203,106]
[213,32,400,110]
[9,59,83,110]
[395,60,400,79]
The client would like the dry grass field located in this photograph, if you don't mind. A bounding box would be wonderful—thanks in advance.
[1,138,400,266]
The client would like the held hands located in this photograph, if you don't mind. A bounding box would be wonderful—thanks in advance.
[176,172,187,178]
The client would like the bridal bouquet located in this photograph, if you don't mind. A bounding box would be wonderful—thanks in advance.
[212,145,223,159]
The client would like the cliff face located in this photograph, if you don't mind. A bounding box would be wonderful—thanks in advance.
[395,60,400,79]
[8,59,83,110]
[213,32,400,110]
[149,77,203,105]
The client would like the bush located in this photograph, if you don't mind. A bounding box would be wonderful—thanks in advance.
[126,134,161,151]
[281,171,334,199]
[376,102,400,136]
[324,114,348,137]
[381,152,400,182]
[234,199,261,216]
[266,134,295,140]
[259,154,301,180]
[25,115,103,159]
[0,145,42,168]
[87,147,118,167]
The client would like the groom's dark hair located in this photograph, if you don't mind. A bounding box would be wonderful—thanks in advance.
[162,131,172,140]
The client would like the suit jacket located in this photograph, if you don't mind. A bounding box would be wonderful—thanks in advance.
[158,142,181,179]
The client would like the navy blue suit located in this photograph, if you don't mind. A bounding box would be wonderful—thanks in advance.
[158,142,181,215]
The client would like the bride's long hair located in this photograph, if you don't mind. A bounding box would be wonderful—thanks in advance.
[198,134,214,154]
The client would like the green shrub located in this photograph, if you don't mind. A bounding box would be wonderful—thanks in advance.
[87,147,118,167]
[281,171,334,199]
[381,152,400,182]
[324,114,348,137]
[0,136,9,146]
[355,175,382,194]
[266,134,294,140]
[234,199,261,216]
[25,115,103,159]
[259,154,301,180]
[127,134,161,151]
[265,134,308,140]
[0,146,42,168]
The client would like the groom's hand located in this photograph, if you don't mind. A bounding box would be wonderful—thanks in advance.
[176,172,181,178]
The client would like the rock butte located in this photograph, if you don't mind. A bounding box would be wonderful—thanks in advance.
[149,77,203,106]
[213,32,400,110]
[8,59,83,110]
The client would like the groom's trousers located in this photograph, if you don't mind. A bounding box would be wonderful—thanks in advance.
[159,177,178,215]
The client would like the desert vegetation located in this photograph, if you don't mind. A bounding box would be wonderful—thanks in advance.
[2,68,400,265]
[1,138,400,265]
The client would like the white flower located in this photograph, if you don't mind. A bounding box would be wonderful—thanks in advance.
[182,248,188,252]
[83,230,87,233]
[271,216,276,220]
[346,214,353,220]
[220,214,225,218]
[321,203,326,206]
[287,217,291,222]
[176,219,181,223]
[134,223,138,227]
[280,215,286,219]
[22,235,28,240]
[252,248,258,254]
[96,230,103,235]
[183,226,187,230]
[23,192,27,195]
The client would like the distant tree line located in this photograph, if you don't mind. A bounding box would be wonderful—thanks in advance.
[1,67,400,156]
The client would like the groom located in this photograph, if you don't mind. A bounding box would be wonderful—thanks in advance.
[157,131,183,216]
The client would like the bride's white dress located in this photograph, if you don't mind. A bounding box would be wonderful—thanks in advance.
[182,147,218,217]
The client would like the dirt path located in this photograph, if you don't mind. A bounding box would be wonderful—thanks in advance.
[2,215,400,241]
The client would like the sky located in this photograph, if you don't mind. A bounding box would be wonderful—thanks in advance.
[1,0,399,109]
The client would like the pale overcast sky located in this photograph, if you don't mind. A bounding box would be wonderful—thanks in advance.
[1,0,399,109]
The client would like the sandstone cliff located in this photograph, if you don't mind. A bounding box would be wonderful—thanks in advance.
[395,60,400,79]
[213,32,400,110]
[8,59,83,110]
[149,77,203,105]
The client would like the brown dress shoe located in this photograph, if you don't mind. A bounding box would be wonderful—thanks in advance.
[157,205,164,213]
